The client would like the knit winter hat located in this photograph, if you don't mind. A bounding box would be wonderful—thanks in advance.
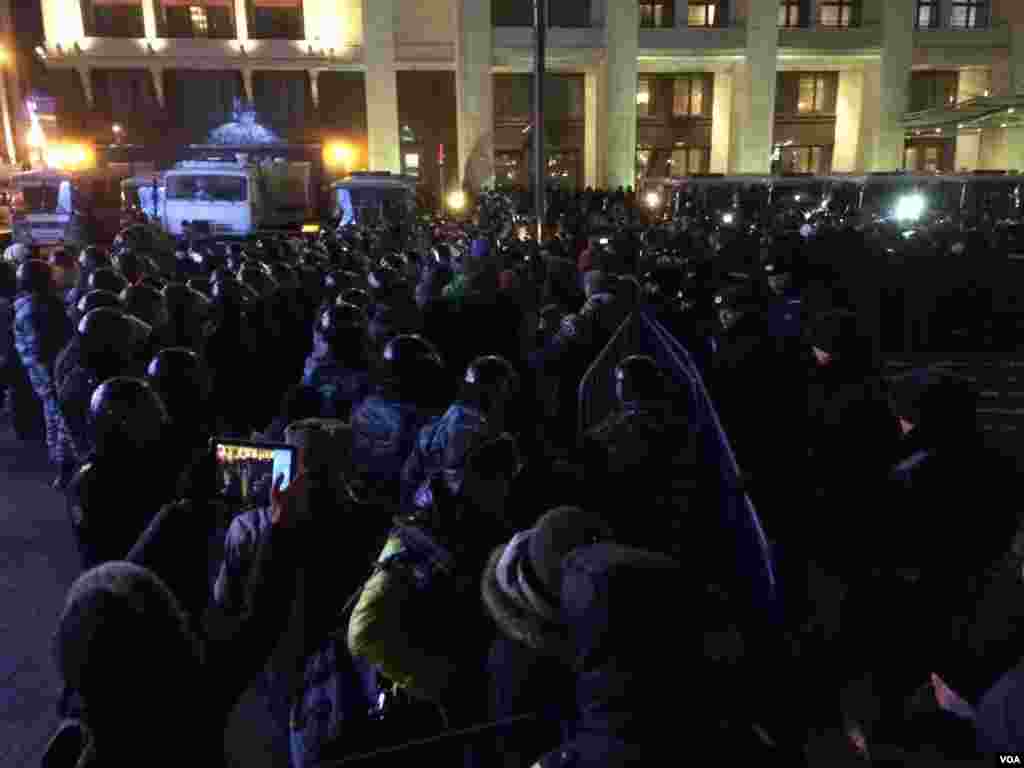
[55,562,200,711]
[493,507,613,622]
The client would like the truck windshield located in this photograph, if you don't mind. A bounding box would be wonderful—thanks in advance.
[167,175,247,202]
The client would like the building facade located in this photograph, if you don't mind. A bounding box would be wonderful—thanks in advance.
[32,0,1024,192]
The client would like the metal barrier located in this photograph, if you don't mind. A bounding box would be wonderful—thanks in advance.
[576,305,779,621]
[576,311,643,442]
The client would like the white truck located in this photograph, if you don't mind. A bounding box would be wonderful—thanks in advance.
[163,157,313,236]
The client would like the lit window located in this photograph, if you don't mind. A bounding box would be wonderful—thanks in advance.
[640,1,672,29]
[189,6,208,34]
[778,0,801,28]
[905,146,919,170]
[950,0,987,29]
[637,78,653,116]
[670,147,707,174]
[673,76,706,116]
[818,0,854,28]
[796,75,829,113]
[924,146,940,172]
[160,0,235,39]
[404,153,419,169]
[637,148,652,176]
[916,0,939,28]
[780,146,827,174]
[688,2,716,27]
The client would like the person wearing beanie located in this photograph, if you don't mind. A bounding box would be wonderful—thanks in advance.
[479,508,613,768]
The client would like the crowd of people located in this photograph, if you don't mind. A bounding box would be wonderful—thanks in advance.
[0,188,1022,767]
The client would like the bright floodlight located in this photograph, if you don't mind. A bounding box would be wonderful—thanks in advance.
[722,212,735,225]
[645,191,661,209]
[448,190,467,211]
[894,194,926,222]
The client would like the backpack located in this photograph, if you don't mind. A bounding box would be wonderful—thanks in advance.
[346,505,461,707]
[289,577,380,768]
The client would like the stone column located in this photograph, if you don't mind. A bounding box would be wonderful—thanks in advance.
[833,69,865,172]
[1007,25,1024,169]
[362,0,400,173]
[455,0,493,192]
[733,0,778,174]
[585,62,609,188]
[605,0,638,190]
[235,0,249,41]
[709,69,733,173]
[1012,24,1024,95]
[1008,127,1024,173]
[0,0,19,164]
[142,0,158,40]
[40,0,84,47]
[871,0,914,171]
[0,71,15,164]
[859,59,881,171]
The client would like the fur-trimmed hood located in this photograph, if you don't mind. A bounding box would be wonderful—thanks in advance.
[481,545,573,663]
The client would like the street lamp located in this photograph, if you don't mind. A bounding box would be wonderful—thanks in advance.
[112,123,123,145]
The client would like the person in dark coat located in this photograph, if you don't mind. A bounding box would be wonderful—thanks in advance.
[14,259,75,487]
[422,255,526,385]
[205,279,259,437]
[58,308,152,468]
[65,378,178,572]
[161,283,212,355]
[479,507,613,768]
[534,543,772,767]
[836,367,1020,759]
[42,488,303,768]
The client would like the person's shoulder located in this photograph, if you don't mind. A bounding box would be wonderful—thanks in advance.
[225,506,273,549]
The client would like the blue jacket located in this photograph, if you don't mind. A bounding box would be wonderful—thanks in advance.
[301,353,370,422]
[350,395,437,500]
[399,403,490,509]
[13,292,73,398]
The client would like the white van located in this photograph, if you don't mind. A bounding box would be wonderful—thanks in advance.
[331,172,418,227]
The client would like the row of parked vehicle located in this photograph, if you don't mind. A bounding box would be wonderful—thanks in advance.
[0,159,420,255]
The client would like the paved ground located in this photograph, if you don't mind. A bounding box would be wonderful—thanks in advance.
[0,423,288,768]
[0,433,77,767]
